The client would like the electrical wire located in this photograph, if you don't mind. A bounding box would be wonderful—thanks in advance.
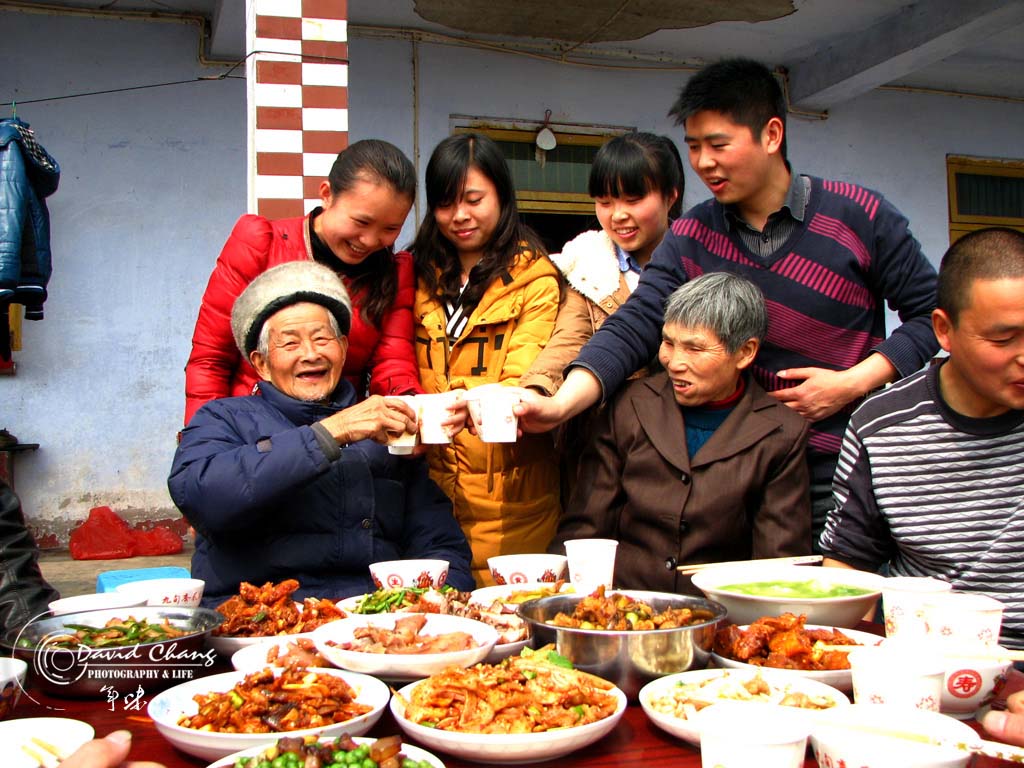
[0,49,347,108]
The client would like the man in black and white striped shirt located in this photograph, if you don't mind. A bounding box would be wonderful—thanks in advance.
[820,227,1024,649]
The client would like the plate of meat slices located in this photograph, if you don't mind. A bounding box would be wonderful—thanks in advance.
[311,612,498,680]
[230,635,333,673]
[207,579,348,656]
[339,585,534,663]
[710,612,883,691]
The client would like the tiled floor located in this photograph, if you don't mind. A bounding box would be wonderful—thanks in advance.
[38,548,194,598]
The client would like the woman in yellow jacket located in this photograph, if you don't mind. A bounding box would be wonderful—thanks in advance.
[411,133,560,586]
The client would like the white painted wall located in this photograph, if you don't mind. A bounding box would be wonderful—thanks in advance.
[4,17,1023,540]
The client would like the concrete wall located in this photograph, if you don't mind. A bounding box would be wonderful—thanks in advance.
[4,15,1024,542]
[2,10,247,542]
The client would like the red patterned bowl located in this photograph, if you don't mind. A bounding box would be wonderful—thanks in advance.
[368,559,449,590]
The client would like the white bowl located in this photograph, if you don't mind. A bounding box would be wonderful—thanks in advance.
[230,636,330,674]
[639,667,849,746]
[0,658,27,720]
[712,624,884,691]
[207,734,445,768]
[312,613,497,680]
[369,558,449,590]
[810,704,980,768]
[469,581,574,609]
[691,564,883,628]
[0,717,94,768]
[148,668,389,761]
[391,678,627,763]
[487,554,568,585]
[48,591,148,616]
[114,577,205,608]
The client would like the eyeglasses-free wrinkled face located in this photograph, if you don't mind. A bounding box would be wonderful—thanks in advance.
[250,302,349,403]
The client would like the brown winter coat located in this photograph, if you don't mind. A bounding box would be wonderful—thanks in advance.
[414,250,561,586]
[550,372,812,594]
[520,230,636,394]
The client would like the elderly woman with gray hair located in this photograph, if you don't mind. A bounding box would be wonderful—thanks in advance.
[550,272,812,593]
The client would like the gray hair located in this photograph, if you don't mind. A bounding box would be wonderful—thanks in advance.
[255,307,343,358]
[663,272,767,352]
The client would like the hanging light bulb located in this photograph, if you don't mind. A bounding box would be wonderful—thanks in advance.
[536,109,556,150]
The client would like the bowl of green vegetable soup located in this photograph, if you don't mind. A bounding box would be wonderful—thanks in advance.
[690,564,883,628]
[4,606,223,698]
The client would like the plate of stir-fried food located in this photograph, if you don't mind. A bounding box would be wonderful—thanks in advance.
[206,733,445,768]
[312,613,498,680]
[389,646,626,764]
[711,612,884,691]
[148,665,389,760]
[208,580,348,656]
[639,667,849,746]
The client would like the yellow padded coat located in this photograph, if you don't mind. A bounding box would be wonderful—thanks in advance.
[414,250,562,586]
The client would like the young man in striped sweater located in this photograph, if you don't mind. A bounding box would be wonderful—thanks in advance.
[821,227,1024,649]
[517,58,939,551]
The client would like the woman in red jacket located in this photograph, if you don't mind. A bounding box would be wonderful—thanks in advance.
[184,140,422,424]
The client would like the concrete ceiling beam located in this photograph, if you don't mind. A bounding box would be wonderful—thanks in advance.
[207,0,244,61]
[787,0,1024,110]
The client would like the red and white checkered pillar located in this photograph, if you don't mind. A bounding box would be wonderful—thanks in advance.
[246,0,349,218]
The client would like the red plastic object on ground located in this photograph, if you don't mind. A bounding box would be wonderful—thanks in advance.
[69,506,183,560]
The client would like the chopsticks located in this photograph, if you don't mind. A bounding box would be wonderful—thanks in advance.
[20,737,66,768]
[820,722,1024,763]
[815,643,1024,661]
[677,554,823,574]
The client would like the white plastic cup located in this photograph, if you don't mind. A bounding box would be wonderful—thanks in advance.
[564,538,618,594]
[923,591,1005,646]
[464,384,522,443]
[415,390,465,444]
[882,576,952,640]
[849,644,944,711]
[696,701,810,768]
[386,395,419,455]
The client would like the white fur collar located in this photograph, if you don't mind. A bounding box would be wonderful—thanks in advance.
[549,230,623,305]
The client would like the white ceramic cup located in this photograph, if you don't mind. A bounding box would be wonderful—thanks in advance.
[923,591,1005,646]
[386,395,419,455]
[937,643,1013,719]
[415,390,465,444]
[696,701,810,768]
[849,644,944,711]
[564,538,618,594]
[464,384,522,443]
[882,575,952,640]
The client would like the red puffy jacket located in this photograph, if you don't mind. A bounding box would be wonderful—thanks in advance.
[184,214,421,424]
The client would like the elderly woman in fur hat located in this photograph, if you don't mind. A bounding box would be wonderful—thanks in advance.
[169,261,473,607]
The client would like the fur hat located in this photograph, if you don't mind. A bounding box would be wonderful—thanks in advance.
[231,261,352,357]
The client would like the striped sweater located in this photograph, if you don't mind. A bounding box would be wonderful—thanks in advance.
[820,363,1024,649]
[573,176,939,485]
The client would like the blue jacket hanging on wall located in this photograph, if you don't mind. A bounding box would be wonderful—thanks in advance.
[0,117,60,320]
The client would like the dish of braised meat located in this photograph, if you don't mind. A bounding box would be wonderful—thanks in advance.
[214,579,346,637]
[713,612,861,670]
[549,586,717,631]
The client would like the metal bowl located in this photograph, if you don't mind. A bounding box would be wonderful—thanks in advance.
[4,606,223,698]
[517,590,726,700]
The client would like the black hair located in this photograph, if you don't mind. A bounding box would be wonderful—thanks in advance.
[588,132,686,218]
[668,58,788,162]
[412,133,545,309]
[938,227,1024,325]
[323,139,416,328]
